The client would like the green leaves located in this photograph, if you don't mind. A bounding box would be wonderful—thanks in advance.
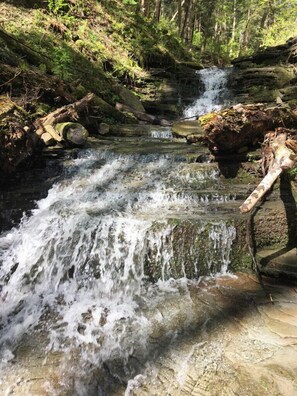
[47,0,68,15]
[123,0,137,5]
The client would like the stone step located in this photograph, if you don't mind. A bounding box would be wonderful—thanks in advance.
[257,248,297,278]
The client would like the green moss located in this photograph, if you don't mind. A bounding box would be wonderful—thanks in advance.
[199,112,216,126]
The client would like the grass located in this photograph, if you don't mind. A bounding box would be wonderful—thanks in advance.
[0,0,196,105]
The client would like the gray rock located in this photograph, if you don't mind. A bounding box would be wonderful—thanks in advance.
[116,85,145,113]
[98,122,110,135]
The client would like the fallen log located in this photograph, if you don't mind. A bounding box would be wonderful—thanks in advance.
[32,93,94,147]
[115,102,172,126]
[38,92,95,127]
[239,132,297,213]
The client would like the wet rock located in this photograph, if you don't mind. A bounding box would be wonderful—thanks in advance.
[109,124,171,137]
[127,275,297,396]
[143,102,180,118]
[172,120,203,138]
[257,248,297,279]
[2,274,293,395]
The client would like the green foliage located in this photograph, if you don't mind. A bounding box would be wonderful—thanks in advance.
[47,0,68,15]
[289,166,297,179]
[52,46,73,80]
[122,0,137,4]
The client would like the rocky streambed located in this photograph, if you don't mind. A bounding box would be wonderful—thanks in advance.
[1,38,297,396]
[0,133,296,396]
[2,272,297,395]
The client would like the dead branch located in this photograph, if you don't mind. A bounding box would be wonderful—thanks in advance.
[0,71,21,87]
[240,132,297,213]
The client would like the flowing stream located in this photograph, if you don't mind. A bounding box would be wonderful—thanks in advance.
[183,67,231,119]
[0,67,235,395]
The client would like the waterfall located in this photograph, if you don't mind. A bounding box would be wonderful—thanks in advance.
[0,148,236,392]
[183,67,230,119]
[0,65,237,393]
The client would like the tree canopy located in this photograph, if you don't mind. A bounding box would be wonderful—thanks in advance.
[127,0,297,63]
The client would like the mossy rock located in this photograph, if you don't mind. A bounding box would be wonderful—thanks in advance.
[172,120,203,138]
[115,85,145,113]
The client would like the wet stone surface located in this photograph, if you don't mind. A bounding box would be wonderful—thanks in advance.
[123,274,297,396]
[1,274,297,395]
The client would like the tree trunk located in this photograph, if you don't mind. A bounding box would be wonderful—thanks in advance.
[36,93,95,129]
[154,0,162,22]
[229,0,237,57]
[144,0,150,17]
[177,0,183,33]
[181,0,191,40]
[115,102,171,126]
[239,7,252,56]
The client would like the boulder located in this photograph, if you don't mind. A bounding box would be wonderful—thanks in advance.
[229,66,295,104]
[229,37,297,106]
[115,85,145,113]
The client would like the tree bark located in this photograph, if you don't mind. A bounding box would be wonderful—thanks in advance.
[38,93,95,127]
[154,0,162,22]
[180,0,191,40]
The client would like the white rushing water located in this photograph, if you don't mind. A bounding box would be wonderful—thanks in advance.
[183,67,230,119]
[0,149,236,393]
[0,66,236,394]
[149,127,173,139]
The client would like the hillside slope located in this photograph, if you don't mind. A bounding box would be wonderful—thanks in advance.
[0,0,197,174]
[0,0,194,102]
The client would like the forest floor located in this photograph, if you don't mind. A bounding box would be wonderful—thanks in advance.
[0,0,204,175]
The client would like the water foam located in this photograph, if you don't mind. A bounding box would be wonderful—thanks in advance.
[0,149,236,393]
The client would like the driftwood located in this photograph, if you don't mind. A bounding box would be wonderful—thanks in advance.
[239,131,297,213]
[33,93,94,147]
[36,93,95,129]
[197,103,297,214]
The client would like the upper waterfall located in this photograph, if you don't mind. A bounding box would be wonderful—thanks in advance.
[183,67,231,119]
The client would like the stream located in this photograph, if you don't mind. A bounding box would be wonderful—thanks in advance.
[1,68,297,395]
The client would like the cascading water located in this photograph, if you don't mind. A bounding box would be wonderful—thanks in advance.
[183,67,231,119]
[0,67,237,395]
